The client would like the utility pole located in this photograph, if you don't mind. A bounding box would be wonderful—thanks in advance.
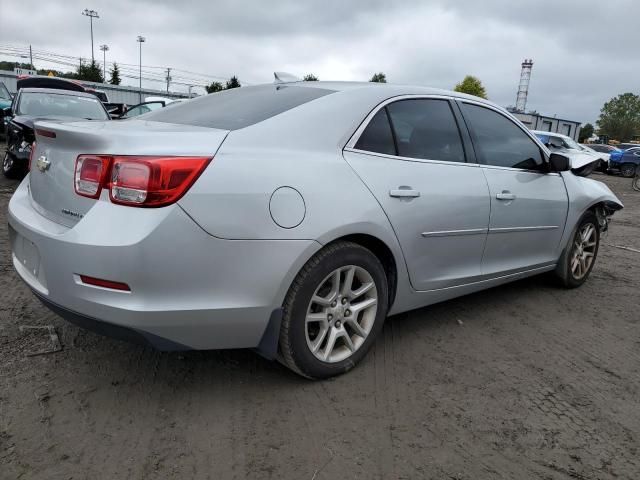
[100,45,109,82]
[82,9,99,64]
[165,68,171,93]
[29,45,33,70]
[137,36,146,102]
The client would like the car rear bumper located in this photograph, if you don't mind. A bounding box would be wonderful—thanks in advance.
[8,177,319,351]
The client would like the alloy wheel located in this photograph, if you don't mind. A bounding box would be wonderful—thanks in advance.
[570,223,597,280]
[621,163,636,178]
[305,265,378,363]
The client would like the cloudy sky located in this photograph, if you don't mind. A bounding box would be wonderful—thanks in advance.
[1,0,638,123]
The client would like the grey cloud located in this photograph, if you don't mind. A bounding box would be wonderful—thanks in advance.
[1,0,638,123]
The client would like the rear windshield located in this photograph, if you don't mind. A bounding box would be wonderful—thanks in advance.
[17,92,109,120]
[143,84,335,130]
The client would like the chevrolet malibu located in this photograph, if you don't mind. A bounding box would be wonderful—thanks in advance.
[8,80,623,379]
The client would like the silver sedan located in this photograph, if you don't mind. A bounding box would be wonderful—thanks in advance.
[8,79,623,378]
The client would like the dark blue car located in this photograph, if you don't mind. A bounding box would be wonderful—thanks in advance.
[609,146,640,177]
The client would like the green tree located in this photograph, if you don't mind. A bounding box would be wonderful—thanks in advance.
[206,81,224,93]
[109,63,121,85]
[370,72,387,83]
[225,76,241,89]
[453,75,487,99]
[578,123,594,143]
[596,93,640,142]
[303,73,318,81]
[76,60,103,83]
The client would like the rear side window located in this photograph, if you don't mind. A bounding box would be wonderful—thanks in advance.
[143,84,335,130]
[354,109,396,155]
[386,99,465,163]
[461,103,545,171]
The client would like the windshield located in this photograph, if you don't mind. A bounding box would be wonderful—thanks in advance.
[0,82,11,101]
[17,91,108,120]
[562,136,581,150]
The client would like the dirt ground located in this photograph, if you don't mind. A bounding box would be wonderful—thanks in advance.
[0,144,638,480]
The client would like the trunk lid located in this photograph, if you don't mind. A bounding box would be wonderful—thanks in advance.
[29,119,229,227]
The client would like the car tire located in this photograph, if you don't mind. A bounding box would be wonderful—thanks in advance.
[2,151,22,179]
[278,241,389,379]
[554,212,600,289]
[620,163,637,178]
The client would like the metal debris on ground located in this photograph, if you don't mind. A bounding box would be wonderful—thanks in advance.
[18,325,62,356]
[604,243,640,254]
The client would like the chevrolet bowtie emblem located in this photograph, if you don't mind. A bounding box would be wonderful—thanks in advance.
[36,155,51,173]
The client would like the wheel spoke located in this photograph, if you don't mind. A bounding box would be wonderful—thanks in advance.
[306,312,327,324]
[345,317,367,338]
[571,257,579,273]
[351,281,374,299]
[341,266,355,296]
[310,325,329,353]
[322,328,339,361]
[350,297,377,316]
[342,332,356,352]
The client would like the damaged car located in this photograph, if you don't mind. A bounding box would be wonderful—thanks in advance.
[9,80,623,378]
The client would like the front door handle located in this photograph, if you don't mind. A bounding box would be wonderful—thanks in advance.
[389,188,420,198]
[496,191,516,201]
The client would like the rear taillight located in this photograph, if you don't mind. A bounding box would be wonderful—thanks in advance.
[74,155,110,199]
[73,155,211,207]
[28,142,36,171]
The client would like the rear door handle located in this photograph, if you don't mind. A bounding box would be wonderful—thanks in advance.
[389,188,420,198]
[496,191,516,201]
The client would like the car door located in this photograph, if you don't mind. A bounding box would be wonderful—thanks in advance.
[343,97,490,291]
[458,101,569,276]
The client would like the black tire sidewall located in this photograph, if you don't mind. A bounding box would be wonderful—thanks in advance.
[564,212,600,288]
[2,151,19,178]
[284,244,388,379]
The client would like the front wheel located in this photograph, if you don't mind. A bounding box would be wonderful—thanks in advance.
[555,212,600,288]
[620,163,637,178]
[278,241,389,379]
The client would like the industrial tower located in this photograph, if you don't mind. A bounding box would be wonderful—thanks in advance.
[515,59,534,112]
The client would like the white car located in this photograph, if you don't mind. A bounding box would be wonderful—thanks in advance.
[532,131,604,174]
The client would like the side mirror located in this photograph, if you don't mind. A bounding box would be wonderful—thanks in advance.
[549,153,570,172]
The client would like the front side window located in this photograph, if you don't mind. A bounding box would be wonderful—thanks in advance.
[386,99,465,163]
[461,103,545,171]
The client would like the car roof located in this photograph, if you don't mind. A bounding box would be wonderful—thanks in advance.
[19,87,100,98]
[281,80,498,107]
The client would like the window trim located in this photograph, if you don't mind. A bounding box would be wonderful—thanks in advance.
[344,94,470,166]
[456,99,554,175]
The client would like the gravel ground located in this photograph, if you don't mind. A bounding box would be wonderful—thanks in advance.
[1,143,639,480]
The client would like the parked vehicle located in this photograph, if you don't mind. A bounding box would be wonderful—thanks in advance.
[3,88,110,178]
[8,80,623,378]
[118,98,186,119]
[579,144,610,172]
[119,100,168,118]
[586,144,622,155]
[616,143,640,151]
[0,81,13,137]
[609,147,640,177]
[15,75,125,118]
[533,131,605,174]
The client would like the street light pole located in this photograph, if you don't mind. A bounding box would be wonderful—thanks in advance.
[100,45,109,82]
[136,36,146,102]
[82,9,99,64]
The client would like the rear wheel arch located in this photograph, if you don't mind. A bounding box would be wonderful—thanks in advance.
[325,233,398,309]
